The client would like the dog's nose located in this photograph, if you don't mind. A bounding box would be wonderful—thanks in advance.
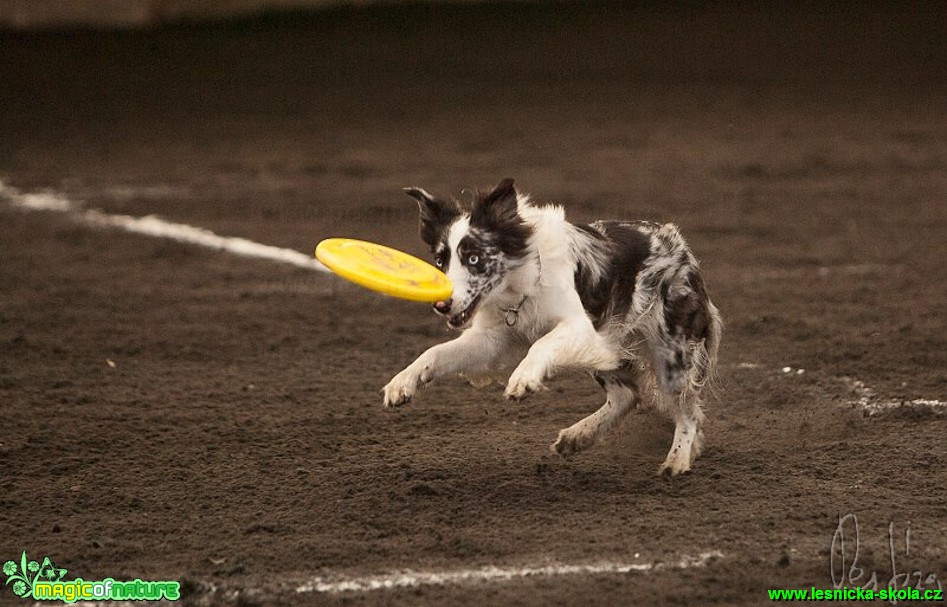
[433,299,452,315]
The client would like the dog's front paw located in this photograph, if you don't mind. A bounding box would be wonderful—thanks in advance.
[381,361,434,407]
[504,368,545,401]
[382,367,427,408]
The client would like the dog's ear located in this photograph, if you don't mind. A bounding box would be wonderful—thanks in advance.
[473,177,519,227]
[404,187,460,246]
[471,178,532,259]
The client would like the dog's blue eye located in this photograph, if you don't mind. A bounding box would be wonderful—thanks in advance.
[468,254,479,265]
[434,256,444,268]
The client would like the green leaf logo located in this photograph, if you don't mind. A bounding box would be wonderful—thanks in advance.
[3,552,63,599]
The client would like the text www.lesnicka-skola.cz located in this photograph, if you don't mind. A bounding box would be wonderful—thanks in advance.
[768,586,943,602]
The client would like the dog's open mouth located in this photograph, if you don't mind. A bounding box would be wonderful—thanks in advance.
[447,296,481,330]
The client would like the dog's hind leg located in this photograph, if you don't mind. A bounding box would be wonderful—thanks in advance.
[655,387,706,476]
[552,364,639,458]
[650,271,720,475]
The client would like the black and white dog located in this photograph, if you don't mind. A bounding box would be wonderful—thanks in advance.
[383,178,721,476]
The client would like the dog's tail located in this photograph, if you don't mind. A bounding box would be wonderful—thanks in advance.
[691,300,722,392]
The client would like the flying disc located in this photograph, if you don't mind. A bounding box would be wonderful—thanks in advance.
[315,238,453,303]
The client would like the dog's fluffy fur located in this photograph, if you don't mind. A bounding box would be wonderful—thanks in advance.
[383,178,722,475]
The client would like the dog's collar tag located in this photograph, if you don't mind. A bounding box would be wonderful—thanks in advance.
[504,308,518,327]
[502,256,539,329]
[502,293,529,327]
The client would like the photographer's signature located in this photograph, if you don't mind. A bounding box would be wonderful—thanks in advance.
[831,513,942,599]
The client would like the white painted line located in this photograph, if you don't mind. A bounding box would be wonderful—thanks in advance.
[859,398,947,417]
[0,181,330,273]
[842,377,945,417]
[297,551,723,594]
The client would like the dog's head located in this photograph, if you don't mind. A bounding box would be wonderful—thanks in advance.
[404,178,533,330]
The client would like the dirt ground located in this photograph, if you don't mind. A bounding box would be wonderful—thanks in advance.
[1,3,945,605]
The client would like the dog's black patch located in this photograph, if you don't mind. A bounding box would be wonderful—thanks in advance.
[663,271,711,342]
[456,234,491,275]
[469,178,532,260]
[404,187,462,248]
[574,221,652,329]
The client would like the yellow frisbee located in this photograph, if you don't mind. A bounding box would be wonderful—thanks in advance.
[315,238,453,303]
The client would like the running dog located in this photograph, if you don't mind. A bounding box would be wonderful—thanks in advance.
[382,178,721,475]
